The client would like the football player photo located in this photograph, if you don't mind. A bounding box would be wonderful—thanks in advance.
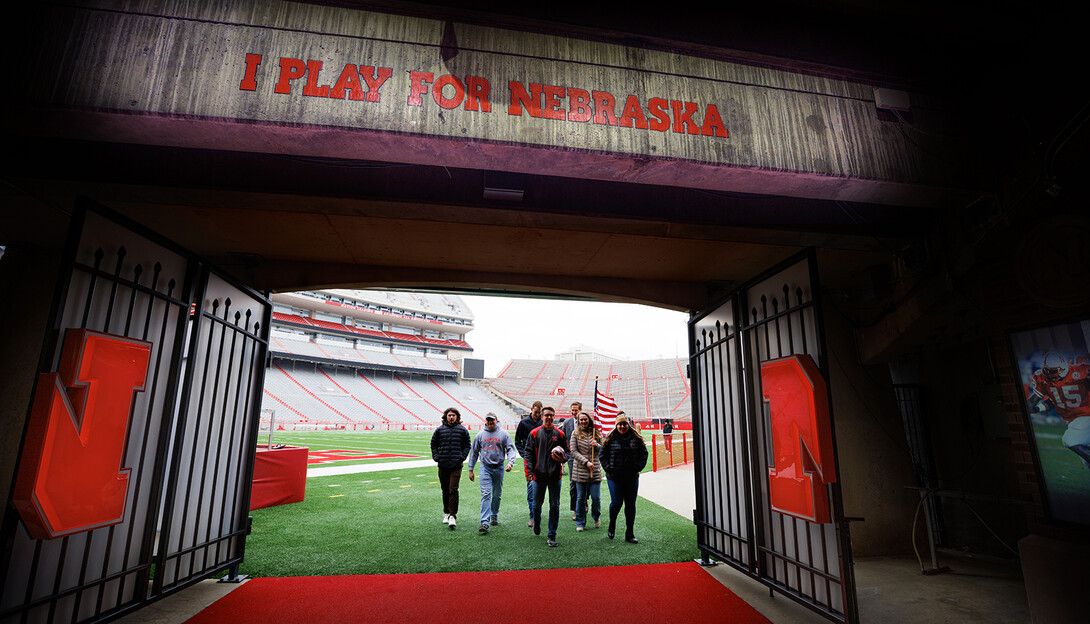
[1011,318,1090,526]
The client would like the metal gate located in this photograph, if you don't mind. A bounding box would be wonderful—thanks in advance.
[0,199,270,624]
[690,249,857,623]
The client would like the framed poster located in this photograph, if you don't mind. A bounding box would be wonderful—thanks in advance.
[1009,318,1090,526]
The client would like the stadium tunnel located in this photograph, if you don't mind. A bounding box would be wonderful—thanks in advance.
[1,2,1088,623]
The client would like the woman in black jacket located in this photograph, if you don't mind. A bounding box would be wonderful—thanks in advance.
[598,413,648,543]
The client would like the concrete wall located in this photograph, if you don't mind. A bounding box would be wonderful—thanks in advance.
[823,300,920,556]
[0,202,69,535]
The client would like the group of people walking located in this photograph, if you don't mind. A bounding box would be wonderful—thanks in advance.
[429,401,648,547]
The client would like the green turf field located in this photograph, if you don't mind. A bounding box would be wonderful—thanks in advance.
[265,429,437,467]
[242,430,696,576]
[1033,422,1090,524]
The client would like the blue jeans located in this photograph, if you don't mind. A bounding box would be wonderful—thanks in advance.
[573,481,601,528]
[532,477,561,538]
[526,478,536,519]
[478,463,505,525]
[606,475,639,538]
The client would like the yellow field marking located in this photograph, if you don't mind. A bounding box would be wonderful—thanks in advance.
[428,481,438,484]
[399,485,411,488]
[330,494,345,498]
[368,489,381,492]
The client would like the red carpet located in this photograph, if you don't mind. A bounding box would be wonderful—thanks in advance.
[185,562,771,624]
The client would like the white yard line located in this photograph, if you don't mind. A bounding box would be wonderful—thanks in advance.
[307,459,437,477]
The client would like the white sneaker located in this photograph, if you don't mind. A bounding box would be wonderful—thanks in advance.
[443,514,451,524]
[448,516,457,530]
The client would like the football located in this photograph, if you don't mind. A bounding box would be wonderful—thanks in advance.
[551,446,566,461]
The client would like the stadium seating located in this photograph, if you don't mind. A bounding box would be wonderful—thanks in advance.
[261,363,513,429]
[486,358,691,423]
[272,312,471,351]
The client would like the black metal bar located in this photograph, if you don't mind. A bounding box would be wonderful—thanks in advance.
[93,261,147,619]
[737,296,761,577]
[689,321,710,558]
[705,323,725,556]
[182,296,222,579]
[0,561,154,618]
[101,246,125,332]
[206,310,242,566]
[116,264,169,608]
[80,248,104,330]
[71,260,192,310]
[808,248,857,623]
[192,299,232,574]
[227,309,263,564]
[155,267,210,594]
[235,296,271,528]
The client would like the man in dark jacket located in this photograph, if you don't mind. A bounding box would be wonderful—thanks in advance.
[514,401,543,527]
[431,407,471,530]
[525,406,569,546]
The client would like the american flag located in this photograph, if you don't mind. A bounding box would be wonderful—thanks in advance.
[594,379,619,431]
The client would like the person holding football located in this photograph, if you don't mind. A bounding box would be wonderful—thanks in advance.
[524,406,569,547]
[599,414,648,543]
[1026,351,1090,470]
[569,411,603,531]
[514,401,544,528]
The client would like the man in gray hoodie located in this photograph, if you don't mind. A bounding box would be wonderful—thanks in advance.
[467,414,519,534]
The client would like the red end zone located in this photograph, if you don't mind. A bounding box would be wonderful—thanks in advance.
[307,450,421,465]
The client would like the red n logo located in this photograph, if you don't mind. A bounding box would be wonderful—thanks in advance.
[14,329,152,539]
[761,354,837,524]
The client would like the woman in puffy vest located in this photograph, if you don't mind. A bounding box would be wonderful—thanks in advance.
[598,413,648,543]
[569,411,603,531]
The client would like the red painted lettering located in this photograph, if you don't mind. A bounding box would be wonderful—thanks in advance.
[648,97,670,132]
[618,95,648,129]
[360,66,393,102]
[407,71,434,106]
[432,75,465,109]
[239,53,261,91]
[701,104,728,137]
[13,330,152,539]
[302,60,330,98]
[274,57,306,94]
[330,64,365,101]
[761,355,837,524]
[465,76,491,112]
[568,88,592,122]
[542,84,566,120]
[592,91,618,126]
[671,101,701,134]
[508,81,543,117]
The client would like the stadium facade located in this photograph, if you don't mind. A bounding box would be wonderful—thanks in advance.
[0,2,1085,623]
[263,289,690,429]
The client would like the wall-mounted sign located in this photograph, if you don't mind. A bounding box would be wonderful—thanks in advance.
[239,54,728,139]
[1009,318,1090,527]
[17,0,957,203]
[14,330,152,539]
[761,354,837,524]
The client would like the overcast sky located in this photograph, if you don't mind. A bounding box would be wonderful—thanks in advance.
[459,294,690,377]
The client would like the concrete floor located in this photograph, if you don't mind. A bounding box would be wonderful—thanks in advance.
[116,462,1030,624]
